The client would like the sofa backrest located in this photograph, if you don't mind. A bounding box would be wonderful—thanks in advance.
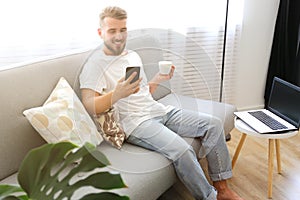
[0,51,91,180]
[0,32,170,180]
[126,32,171,100]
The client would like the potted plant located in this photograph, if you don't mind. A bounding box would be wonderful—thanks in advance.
[0,142,129,200]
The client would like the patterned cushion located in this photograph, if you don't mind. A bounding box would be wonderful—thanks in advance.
[94,107,126,149]
[23,77,103,146]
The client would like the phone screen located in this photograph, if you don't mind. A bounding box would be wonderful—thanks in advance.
[125,66,140,84]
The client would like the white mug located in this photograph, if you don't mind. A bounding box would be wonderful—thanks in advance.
[158,61,172,75]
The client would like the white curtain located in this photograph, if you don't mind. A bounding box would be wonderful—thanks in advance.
[0,0,243,103]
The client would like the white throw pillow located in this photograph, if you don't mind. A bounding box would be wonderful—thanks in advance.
[23,77,103,146]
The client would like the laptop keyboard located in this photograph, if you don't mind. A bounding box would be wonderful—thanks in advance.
[248,111,287,130]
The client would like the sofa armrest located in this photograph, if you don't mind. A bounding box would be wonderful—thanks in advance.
[158,93,237,136]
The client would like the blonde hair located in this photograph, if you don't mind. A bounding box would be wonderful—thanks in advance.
[99,6,127,27]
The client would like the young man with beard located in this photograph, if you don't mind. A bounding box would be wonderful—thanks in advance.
[79,6,243,200]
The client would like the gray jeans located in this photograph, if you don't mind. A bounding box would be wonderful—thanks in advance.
[127,108,232,200]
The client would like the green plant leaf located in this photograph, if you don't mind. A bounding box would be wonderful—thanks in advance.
[14,142,129,200]
[1,196,28,200]
[80,192,130,200]
[17,142,77,197]
[73,172,127,190]
[0,185,27,200]
[2,197,21,200]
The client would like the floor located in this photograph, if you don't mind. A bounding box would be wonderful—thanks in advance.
[158,128,300,200]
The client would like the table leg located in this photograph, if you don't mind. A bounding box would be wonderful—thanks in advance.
[268,139,275,199]
[275,139,281,174]
[232,133,247,169]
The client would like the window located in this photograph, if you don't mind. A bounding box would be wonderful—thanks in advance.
[0,0,243,103]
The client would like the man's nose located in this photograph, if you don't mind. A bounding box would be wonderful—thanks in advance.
[115,32,124,40]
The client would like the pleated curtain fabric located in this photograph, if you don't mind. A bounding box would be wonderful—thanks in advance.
[264,0,300,106]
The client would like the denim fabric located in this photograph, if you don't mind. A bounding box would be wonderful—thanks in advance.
[127,108,232,200]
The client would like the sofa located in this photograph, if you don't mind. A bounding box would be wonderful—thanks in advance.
[0,29,237,199]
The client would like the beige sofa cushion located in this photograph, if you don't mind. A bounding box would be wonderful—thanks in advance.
[158,93,236,135]
[0,142,177,200]
[0,51,90,180]
[23,77,103,146]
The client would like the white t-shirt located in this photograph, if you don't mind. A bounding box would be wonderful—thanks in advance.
[79,48,173,137]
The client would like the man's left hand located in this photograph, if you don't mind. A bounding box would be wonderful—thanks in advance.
[150,65,175,84]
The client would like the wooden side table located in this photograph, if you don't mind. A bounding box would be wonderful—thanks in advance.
[232,118,298,198]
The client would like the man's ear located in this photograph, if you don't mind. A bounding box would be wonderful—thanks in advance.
[97,28,102,37]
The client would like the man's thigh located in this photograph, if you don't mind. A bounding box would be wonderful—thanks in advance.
[165,108,214,138]
[128,116,192,161]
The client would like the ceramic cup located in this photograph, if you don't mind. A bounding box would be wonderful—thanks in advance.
[158,61,172,75]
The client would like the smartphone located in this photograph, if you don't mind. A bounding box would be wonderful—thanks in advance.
[125,66,140,84]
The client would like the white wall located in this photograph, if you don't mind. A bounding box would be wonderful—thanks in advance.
[235,0,280,110]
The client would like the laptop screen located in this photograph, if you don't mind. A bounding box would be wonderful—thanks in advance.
[268,77,300,128]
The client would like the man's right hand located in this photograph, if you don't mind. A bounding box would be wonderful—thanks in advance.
[112,72,142,103]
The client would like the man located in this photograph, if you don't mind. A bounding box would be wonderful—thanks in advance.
[79,6,243,200]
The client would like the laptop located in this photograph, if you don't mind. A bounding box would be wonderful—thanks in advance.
[234,77,300,134]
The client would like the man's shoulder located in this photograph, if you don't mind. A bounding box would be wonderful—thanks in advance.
[84,46,114,67]
[87,46,105,61]
[125,50,142,60]
[126,49,138,55]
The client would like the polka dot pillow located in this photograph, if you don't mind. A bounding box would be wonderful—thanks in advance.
[23,77,103,146]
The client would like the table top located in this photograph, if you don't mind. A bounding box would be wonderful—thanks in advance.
[234,117,299,139]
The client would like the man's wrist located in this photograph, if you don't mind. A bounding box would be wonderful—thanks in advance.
[150,76,160,85]
[111,90,121,105]
[111,90,117,105]
[148,82,159,94]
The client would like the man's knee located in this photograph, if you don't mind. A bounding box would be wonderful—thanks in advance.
[208,116,224,137]
[173,144,197,163]
[170,139,195,162]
